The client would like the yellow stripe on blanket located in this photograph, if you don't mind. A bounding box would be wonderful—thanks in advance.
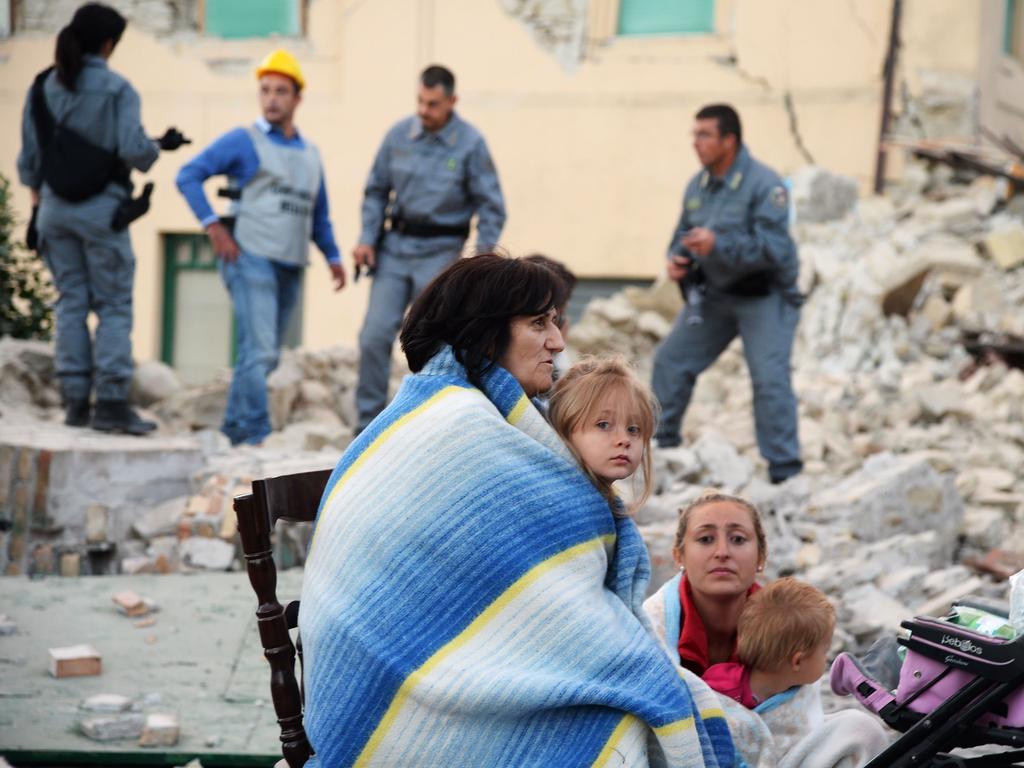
[654,715,696,738]
[592,714,638,768]
[506,393,530,425]
[355,534,616,767]
[311,385,464,553]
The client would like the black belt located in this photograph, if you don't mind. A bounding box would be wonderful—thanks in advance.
[388,215,469,239]
[722,270,774,297]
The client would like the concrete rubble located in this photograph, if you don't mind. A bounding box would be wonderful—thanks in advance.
[0,161,1022,676]
[570,160,1024,658]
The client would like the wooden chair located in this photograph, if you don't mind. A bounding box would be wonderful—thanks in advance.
[234,467,332,768]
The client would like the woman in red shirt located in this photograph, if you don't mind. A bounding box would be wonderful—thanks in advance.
[643,491,767,674]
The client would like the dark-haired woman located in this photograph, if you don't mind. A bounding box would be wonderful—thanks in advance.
[299,253,735,767]
[17,2,181,434]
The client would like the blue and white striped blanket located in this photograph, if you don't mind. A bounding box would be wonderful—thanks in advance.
[299,347,735,767]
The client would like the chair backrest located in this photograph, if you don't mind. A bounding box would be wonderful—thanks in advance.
[234,467,332,768]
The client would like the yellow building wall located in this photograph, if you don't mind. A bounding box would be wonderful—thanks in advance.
[0,0,984,361]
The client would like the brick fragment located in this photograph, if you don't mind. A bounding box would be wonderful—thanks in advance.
[60,552,81,577]
[49,644,102,678]
[139,713,180,747]
[112,590,154,617]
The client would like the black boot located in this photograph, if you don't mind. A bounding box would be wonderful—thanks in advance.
[91,400,157,436]
[64,400,91,427]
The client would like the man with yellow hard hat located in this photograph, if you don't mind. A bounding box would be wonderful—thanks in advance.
[176,49,345,446]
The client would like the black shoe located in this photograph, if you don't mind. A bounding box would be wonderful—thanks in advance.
[91,400,157,436]
[64,400,91,427]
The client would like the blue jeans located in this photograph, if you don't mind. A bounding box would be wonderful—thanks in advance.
[220,252,302,445]
[36,191,135,402]
[651,289,803,482]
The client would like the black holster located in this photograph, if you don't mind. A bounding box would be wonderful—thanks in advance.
[111,182,154,232]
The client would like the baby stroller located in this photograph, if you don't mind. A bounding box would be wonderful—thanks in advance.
[831,598,1024,767]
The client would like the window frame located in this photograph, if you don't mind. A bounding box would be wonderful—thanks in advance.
[199,0,307,39]
[615,0,715,37]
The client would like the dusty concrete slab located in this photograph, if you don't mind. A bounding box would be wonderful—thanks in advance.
[0,570,304,761]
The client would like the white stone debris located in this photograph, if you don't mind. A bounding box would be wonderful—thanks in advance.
[1,160,1022,661]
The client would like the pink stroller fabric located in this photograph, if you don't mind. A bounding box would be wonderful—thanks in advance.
[831,624,1024,729]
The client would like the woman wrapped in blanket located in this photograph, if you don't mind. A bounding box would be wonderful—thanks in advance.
[643,493,768,675]
[300,253,735,768]
[643,494,888,768]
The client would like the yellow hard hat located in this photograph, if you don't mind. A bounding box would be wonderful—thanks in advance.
[255,49,305,91]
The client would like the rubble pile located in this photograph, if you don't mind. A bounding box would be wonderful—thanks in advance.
[573,163,1024,653]
[1,163,1022,659]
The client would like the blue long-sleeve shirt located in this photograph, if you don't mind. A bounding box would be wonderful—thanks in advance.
[176,117,340,264]
[359,112,506,259]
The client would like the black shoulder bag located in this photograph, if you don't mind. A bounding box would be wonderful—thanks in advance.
[30,67,129,203]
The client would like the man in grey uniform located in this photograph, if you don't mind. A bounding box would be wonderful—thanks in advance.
[652,104,802,483]
[352,64,506,434]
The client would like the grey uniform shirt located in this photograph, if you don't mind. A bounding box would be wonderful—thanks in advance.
[18,55,158,201]
[358,112,506,259]
[668,145,800,302]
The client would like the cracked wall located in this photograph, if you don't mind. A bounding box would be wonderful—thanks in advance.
[13,0,199,36]
[0,0,999,359]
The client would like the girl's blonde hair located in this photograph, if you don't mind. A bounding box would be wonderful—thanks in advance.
[548,355,658,513]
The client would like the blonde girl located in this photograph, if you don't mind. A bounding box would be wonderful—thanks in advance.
[548,355,657,514]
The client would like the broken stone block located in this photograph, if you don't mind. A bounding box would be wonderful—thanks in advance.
[49,644,102,678]
[914,576,988,618]
[807,453,963,556]
[952,276,1005,323]
[877,565,930,604]
[131,360,182,407]
[963,508,1009,551]
[919,565,975,599]
[982,225,1024,271]
[918,295,952,330]
[842,583,911,643]
[80,693,133,713]
[916,381,973,422]
[133,496,189,540]
[804,555,883,595]
[80,713,145,741]
[139,712,180,747]
[692,433,752,489]
[636,310,671,339]
[180,537,235,571]
[267,356,304,430]
[791,166,858,223]
[120,555,155,575]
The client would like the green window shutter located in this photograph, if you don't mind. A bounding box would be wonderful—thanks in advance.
[206,0,300,39]
[618,0,714,35]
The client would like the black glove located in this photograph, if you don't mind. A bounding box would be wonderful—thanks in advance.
[157,127,191,151]
[111,182,154,232]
